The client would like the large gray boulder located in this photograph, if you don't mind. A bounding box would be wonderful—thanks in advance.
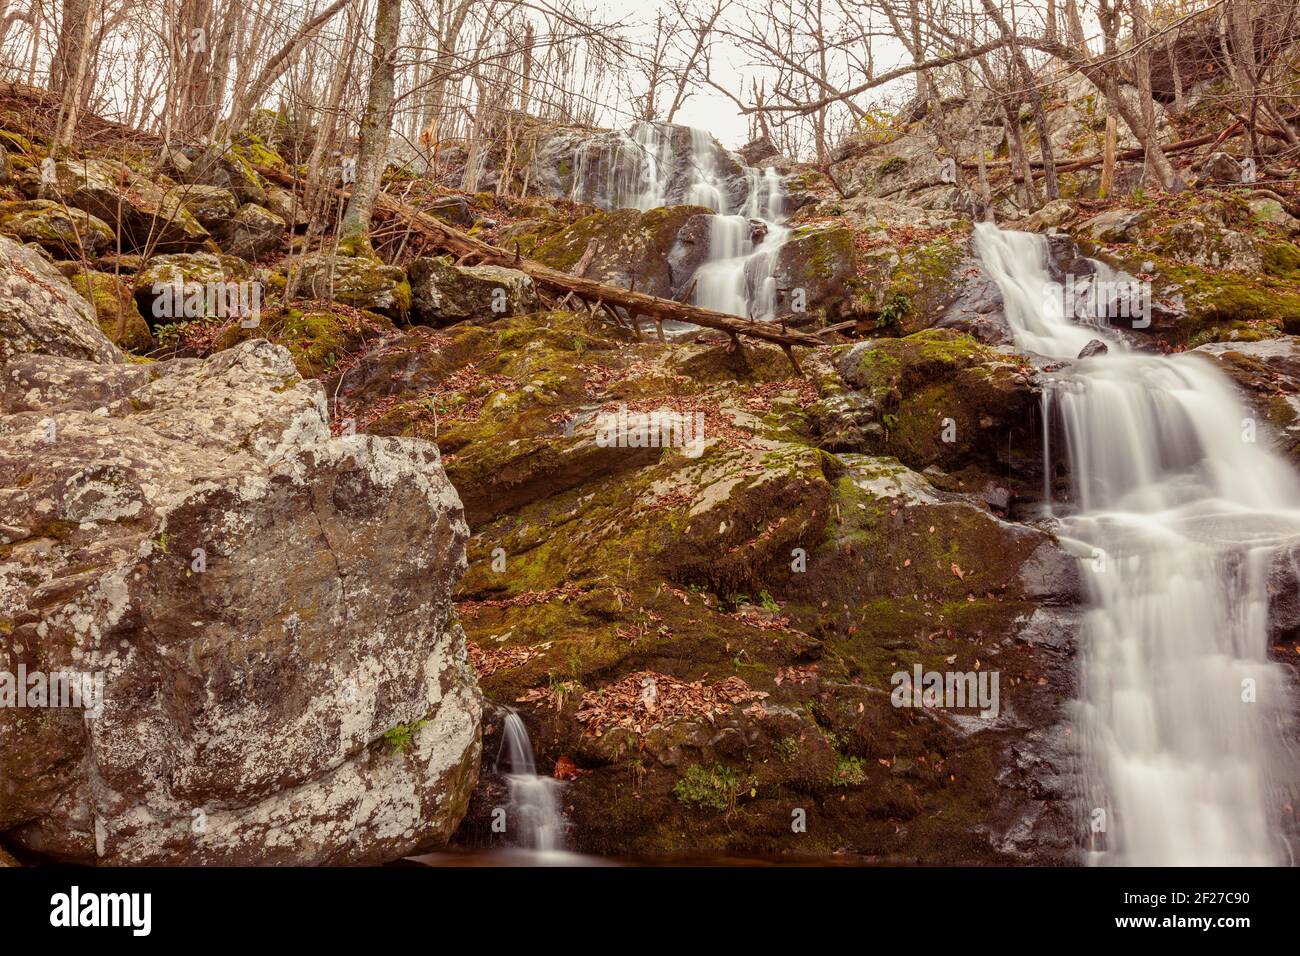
[220,203,285,262]
[770,224,857,318]
[290,253,410,319]
[0,254,481,864]
[0,235,120,364]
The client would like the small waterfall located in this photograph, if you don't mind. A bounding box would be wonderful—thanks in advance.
[498,709,568,852]
[570,120,788,322]
[974,222,1300,865]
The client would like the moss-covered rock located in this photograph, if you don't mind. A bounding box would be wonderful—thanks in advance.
[407,256,538,326]
[289,252,410,319]
[0,199,115,257]
[41,157,210,252]
[425,195,474,227]
[210,303,396,378]
[263,185,308,228]
[1193,338,1300,466]
[1071,194,1300,346]
[835,329,1037,473]
[771,224,857,319]
[67,269,154,353]
[176,184,239,231]
[133,252,256,327]
[859,235,970,334]
[169,143,268,205]
[328,308,1080,862]
[531,204,712,299]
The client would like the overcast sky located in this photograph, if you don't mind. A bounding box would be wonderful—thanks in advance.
[581,0,919,151]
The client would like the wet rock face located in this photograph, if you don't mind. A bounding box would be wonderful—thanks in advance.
[0,260,481,864]
[771,225,857,319]
[1193,338,1300,467]
[530,204,713,299]
[533,122,751,211]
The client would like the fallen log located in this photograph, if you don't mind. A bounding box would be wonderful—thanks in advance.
[256,166,825,358]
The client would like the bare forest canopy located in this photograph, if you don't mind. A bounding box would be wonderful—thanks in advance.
[0,0,1298,244]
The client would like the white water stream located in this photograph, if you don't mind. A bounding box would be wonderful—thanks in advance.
[499,709,568,853]
[975,223,1300,865]
[572,121,788,321]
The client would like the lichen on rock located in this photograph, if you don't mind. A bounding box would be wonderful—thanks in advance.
[0,270,481,864]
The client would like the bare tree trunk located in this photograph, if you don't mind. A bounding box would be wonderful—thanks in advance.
[338,0,401,257]
[1130,0,1165,189]
[1100,114,1117,197]
[50,0,87,93]
[53,0,97,147]
[980,0,1059,201]
[419,0,476,147]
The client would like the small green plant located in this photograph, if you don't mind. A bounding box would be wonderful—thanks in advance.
[382,719,426,753]
[153,321,187,348]
[832,755,867,787]
[673,763,738,812]
[877,292,911,328]
[774,736,801,762]
[758,590,780,613]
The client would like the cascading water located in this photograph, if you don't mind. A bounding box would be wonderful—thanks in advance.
[571,120,788,322]
[974,222,1300,865]
[498,708,568,853]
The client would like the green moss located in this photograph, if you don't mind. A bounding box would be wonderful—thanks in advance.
[882,237,965,333]
[230,135,284,173]
[68,270,153,353]
[1262,241,1300,279]
[672,763,739,811]
[831,755,867,787]
[0,130,34,154]
[877,156,907,176]
[1160,261,1300,340]
[212,304,395,378]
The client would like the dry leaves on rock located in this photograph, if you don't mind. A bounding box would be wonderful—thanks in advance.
[457,583,586,619]
[553,755,586,780]
[466,642,542,678]
[574,670,768,737]
[743,379,819,410]
[774,664,818,686]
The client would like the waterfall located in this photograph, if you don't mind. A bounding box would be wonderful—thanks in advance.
[498,709,568,853]
[570,121,788,321]
[974,222,1300,865]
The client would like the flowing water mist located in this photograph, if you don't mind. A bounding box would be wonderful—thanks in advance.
[571,120,788,322]
[499,708,568,853]
[974,223,1300,865]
